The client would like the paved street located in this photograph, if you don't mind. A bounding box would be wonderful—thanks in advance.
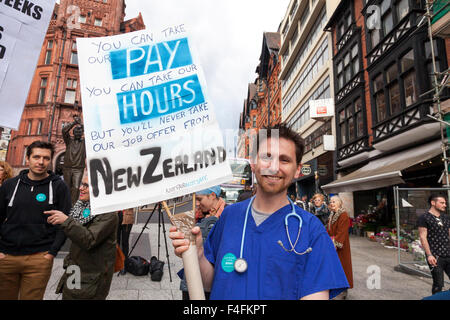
[45,222,440,300]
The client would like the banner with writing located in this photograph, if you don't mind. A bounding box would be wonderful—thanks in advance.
[77,26,233,215]
[0,0,55,129]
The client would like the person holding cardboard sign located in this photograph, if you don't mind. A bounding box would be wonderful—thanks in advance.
[170,123,349,300]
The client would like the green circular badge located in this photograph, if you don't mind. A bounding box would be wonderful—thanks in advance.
[36,193,46,202]
[221,253,237,273]
[82,208,91,218]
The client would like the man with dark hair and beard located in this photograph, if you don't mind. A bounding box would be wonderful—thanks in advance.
[0,141,71,300]
[418,194,450,295]
[170,123,349,300]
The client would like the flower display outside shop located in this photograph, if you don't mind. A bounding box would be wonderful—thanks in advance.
[369,227,426,262]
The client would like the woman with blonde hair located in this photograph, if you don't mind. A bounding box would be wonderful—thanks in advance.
[327,195,353,298]
[311,193,330,225]
[0,161,13,186]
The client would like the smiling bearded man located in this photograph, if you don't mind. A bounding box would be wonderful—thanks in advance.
[170,123,349,300]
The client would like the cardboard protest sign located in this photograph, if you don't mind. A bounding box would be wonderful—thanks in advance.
[77,26,233,215]
[0,0,56,129]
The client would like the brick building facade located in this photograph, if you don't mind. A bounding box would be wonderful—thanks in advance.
[6,0,144,174]
[238,32,282,159]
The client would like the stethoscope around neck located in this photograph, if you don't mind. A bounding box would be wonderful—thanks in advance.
[233,196,313,274]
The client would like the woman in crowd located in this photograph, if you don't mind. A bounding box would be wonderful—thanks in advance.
[44,173,118,300]
[195,186,226,218]
[0,161,13,186]
[180,185,226,300]
[311,193,330,225]
[327,195,353,299]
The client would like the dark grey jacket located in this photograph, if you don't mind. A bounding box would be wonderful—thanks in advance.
[56,212,118,300]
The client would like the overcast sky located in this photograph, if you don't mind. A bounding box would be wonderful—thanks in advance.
[124,0,290,132]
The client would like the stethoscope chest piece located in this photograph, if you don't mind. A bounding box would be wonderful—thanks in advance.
[234,258,248,273]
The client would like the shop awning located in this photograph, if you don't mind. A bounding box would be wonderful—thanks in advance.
[322,140,443,193]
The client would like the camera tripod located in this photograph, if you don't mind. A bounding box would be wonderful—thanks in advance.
[126,202,172,282]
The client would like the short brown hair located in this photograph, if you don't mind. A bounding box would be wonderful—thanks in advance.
[252,123,304,165]
[26,141,55,158]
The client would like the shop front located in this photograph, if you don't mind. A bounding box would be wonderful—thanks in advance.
[322,139,445,235]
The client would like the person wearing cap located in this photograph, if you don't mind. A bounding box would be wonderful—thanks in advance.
[196,186,226,219]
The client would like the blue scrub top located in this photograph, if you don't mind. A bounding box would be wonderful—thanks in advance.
[204,198,349,300]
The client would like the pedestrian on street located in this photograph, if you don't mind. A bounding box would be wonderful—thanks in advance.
[117,208,135,275]
[0,141,71,300]
[418,194,450,295]
[327,195,353,299]
[180,185,226,300]
[0,161,13,186]
[195,186,226,219]
[237,181,253,202]
[311,193,330,226]
[170,123,349,299]
[45,173,118,300]
[295,194,311,212]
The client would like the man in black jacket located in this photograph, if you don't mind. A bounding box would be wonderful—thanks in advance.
[0,141,71,300]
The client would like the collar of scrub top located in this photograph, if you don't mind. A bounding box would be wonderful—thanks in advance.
[240,196,311,260]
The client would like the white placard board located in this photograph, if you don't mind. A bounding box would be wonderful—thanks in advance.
[0,0,56,129]
[77,26,233,215]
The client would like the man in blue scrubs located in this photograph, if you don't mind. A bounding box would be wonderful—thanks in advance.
[170,124,349,299]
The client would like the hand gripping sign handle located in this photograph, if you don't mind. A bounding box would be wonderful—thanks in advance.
[162,198,205,300]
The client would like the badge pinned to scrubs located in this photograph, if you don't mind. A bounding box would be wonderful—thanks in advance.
[162,195,205,300]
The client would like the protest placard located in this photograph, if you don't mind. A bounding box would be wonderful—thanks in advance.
[77,25,233,215]
[0,0,56,129]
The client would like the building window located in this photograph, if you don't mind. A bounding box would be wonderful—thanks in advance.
[336,42,359,92]
[286,77,330,134]
[387,64,401,115]
[338,97,364,146]
[64,78,77,104]
[38,77,48,104]
[351,43,359,74]
[78,15,86,24]
[36,120,43,135]
[300,3,310,29]
[397,0,409,21]
[70,42,78,65]
[282,38,328,113]
[22,146,29,165]
[26,120,32,135]
[401,49,417,106]
[355,98,364,137]
[281,7,327,95]
[94,18,102,27]
[374,74,387,122]
[44,40,53,65]
[425,40,441,89]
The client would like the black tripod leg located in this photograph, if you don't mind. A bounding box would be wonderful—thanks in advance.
[157,203,161,260]
[159,208,173,282]
[128,203,157,259]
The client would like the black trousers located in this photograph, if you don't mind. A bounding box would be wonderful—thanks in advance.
[117,224,132,258]
[430,256,450,295]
